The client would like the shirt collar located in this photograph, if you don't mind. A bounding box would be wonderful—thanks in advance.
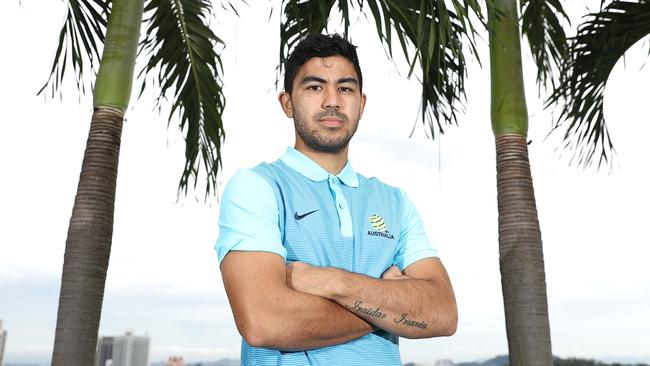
[280,147,359,188]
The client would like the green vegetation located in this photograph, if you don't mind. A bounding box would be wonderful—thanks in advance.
[554,357,648,366]
[454,355,649,366]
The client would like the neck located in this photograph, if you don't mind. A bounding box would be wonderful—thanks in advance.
[294,142,349,175]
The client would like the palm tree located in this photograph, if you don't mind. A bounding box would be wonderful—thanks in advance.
[548,0,650,167]
[42,0,226,364]
[487,1,569,364]
[279,0,570,364]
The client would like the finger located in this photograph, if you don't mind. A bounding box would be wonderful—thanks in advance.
[387,266,402,276]
[381,265,402,279]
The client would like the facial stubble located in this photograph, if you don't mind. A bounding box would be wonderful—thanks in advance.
[293,107,361,154]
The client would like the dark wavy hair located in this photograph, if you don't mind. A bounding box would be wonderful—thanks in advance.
[284,33,363,95]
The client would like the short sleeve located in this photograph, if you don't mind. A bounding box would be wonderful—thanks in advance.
[214,169,287,263]
[392,189,438,270]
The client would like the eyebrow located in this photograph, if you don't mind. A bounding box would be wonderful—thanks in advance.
[337,77,359,85]
[300,75,359,86]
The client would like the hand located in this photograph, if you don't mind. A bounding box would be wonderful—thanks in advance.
[381,265,409,280]
[286,262,346,299]
[285,261,324,296]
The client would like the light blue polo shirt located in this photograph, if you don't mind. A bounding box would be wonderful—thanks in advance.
[215,147,438,366]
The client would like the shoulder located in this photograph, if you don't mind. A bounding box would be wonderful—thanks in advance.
[218,167,282,238]
[223,167,274,197]
[220,167,281,215]
[216,167,286,263]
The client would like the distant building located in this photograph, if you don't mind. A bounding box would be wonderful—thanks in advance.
[0,320,7,366]
[112,332,150,366]
[94,332,150,366]
[434,360,455,366]
[165,356,186,366]
[95,336,114,366]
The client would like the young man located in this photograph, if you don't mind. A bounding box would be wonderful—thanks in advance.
[215,34,457,366]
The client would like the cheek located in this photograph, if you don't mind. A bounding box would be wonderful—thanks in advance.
[346,97,362,111]
[297,101,320,117]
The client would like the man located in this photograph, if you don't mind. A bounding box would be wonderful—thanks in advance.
[215,33,457,366]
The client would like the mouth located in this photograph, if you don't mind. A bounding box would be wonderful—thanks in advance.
[318,117,344,127]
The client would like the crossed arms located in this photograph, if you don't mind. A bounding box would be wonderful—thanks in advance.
[220,251,457,351]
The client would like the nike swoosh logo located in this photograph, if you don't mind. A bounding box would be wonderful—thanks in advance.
[294,209,319,220]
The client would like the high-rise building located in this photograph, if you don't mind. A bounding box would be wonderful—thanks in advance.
[94,332,150,366]
[112,332,149,366]
[0,320,7,366]
[94,336,114,366]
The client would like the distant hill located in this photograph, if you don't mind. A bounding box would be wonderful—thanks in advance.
[444,355,649,366]
[553,357,649,366]
[456,355,510,366]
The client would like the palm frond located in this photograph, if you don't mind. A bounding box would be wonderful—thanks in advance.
[365,0,483,137]
[139,0,226,197]
[39,0,110,96]
[547,0,650,168]
[278,0,338,82]
[278,0,484,138]
[519,0,570,90]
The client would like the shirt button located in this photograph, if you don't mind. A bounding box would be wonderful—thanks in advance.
[338,202,345,209]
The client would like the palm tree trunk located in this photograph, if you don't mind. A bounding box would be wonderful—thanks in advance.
[52,0,143,364]
[495,134,552,365]
[52,107,123,365]
[488,1,552,364]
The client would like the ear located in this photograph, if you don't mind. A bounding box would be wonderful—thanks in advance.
[278,92,293,118]
[359,93,367,119]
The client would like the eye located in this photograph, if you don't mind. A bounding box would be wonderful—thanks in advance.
[339,86,354,93]
[306,85,322,91]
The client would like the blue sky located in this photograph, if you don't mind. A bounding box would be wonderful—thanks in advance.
[1,1,649,365]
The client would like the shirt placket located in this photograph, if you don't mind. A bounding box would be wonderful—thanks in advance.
[328,174,353,237]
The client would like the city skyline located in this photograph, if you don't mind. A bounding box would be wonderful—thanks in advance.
[1,1,649,365]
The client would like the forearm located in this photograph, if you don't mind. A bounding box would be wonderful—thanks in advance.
[221,251,373,351]
[290,266,456,338]
[249,286,373,350]
[336,271,452,338]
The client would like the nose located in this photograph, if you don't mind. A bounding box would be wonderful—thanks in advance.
[322,87,342,110]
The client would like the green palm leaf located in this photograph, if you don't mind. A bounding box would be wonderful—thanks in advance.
[279,0,483,138]
[139,0,226,197]
[39,0,110,96]
[519,0,570,89]
[279,0,337,77]
[547,0,650,167]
